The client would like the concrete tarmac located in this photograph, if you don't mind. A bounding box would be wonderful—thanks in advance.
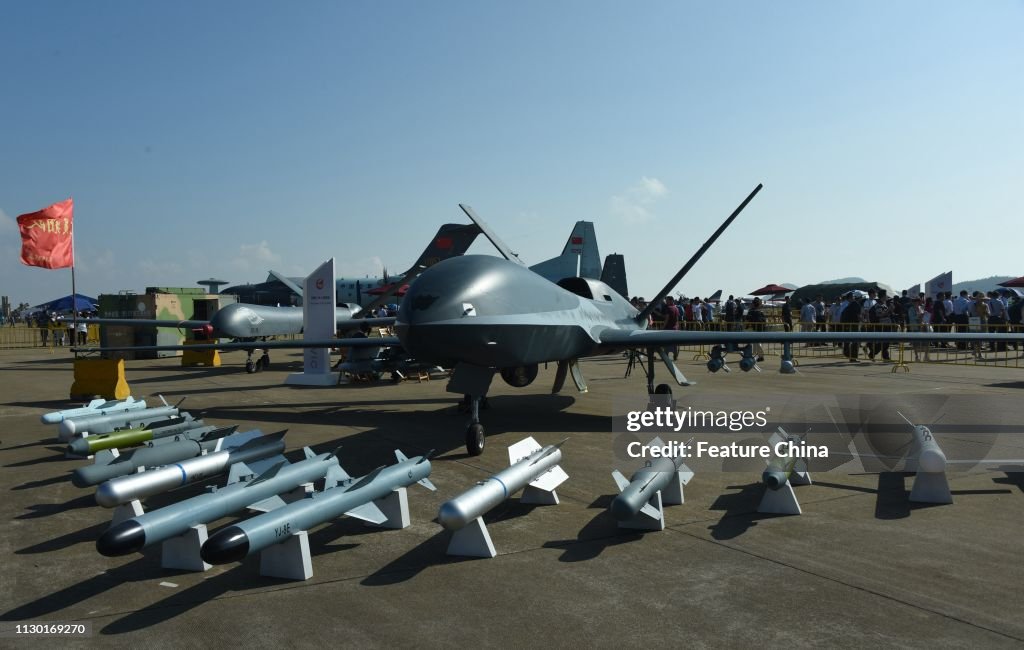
[1,347,1022,648]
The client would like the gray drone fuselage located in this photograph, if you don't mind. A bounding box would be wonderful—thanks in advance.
[396,255,641,368]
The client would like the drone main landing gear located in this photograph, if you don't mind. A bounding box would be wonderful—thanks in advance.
[458,394,490,456]
[448,364,497,457]
[243,347,271,373]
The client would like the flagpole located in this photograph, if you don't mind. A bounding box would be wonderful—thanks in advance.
[70,200,78,357]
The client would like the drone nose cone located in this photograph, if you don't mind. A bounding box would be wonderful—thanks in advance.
[200,526,250,564]
[97,520,146,556]
[210,304,249,338]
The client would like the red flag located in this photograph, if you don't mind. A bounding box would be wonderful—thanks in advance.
[435,236,453,249]
[571,236,584,245]
[18,198,74,269]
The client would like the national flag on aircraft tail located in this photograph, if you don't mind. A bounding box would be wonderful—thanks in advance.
[17,198,74,269]
[435,237,453,249]
[924,271,952,297]
[571,237,584,245]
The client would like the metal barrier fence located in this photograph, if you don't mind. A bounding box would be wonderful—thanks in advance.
[652,321,1023,369]
[0,325,101,350]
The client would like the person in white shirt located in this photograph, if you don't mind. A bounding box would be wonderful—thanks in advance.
[691,298,704,330]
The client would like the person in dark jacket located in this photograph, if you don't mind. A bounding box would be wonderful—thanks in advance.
[840,293,862,361]
[746,297,767,361]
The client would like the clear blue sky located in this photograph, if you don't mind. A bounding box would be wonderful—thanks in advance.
[1,1,1020,306]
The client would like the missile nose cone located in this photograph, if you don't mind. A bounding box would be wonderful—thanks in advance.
[67,439,90,456]
[94,483,119,508]
[609,495,637,521]
[763,471,785,490]
[70,469,90,489]
[437,502,469,531]
[97,520,146,556]
[201,526,250,564]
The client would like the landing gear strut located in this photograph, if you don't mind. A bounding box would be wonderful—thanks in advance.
[464,394,486,456]
[245,350,259,374]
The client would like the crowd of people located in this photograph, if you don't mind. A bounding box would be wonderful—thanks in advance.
[12,311,96,347]
[631,289,1022,363]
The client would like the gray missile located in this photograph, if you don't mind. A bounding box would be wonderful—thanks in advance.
[96,430,288,507]
[757,428,813,515]
[610,436,692,522]
[201,449,435,564]
[71,425,239,487]
[41,396,147,425]
[96,448,344,556]
[438,437,567,531]
[762,428,810,490]
[898,412,946,473]
[58,398,181,440]
[65,413,202,456]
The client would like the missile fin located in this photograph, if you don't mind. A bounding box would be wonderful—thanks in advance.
[639,501,661,519]
[323,464,352,489]
[508,437,542,465]
[395,449,409,463]
[612,469,630,492]
[649,436,666,449]
[417,476,437,491]
[227,461,256,484]
[246,460,287,486]
[248,455,287,475]
[248,494,287,513]
[345,501,387,524]
[528,464,569,492]
[346,466,386,492]
[200,424,240,442]
[221,430,267,450]
[302,447,316,460]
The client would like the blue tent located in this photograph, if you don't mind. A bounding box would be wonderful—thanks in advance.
[33,293,98,313]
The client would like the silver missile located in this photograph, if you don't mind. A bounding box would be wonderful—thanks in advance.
[438,437,567,530]
[95,430,288,507]
[71,424,238,487]
[41,396,147,424]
